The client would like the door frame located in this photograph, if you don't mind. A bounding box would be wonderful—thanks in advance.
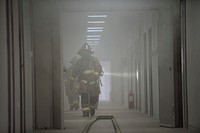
[180,0,188,129]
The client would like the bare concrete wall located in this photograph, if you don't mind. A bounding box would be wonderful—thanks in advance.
[186,0,200,132]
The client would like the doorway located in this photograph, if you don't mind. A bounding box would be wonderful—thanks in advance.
[99,61,112,101]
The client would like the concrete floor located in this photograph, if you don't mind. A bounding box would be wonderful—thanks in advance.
[35,101,188,133]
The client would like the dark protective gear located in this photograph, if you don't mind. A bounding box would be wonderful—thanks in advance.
[72,44,103,116]
[65,56,80,110]
[70,56,78,65]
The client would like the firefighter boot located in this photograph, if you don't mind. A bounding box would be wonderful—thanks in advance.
[74,103,79,110]
[83,111,89,117]
[90,108,95,116]
[70,105,73,111]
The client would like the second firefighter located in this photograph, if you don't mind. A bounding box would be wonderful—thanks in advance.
[65,56,80,110]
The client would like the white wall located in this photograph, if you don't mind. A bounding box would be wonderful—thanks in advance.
[128,10,160,118]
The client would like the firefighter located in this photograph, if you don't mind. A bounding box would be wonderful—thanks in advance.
[65,56,80,110]
[71,43,103,117]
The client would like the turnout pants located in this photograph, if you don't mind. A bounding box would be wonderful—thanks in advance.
[79,80,100,116]
[81,92,98,116]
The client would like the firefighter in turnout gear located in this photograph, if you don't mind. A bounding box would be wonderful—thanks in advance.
[71,43,103,117]
[65,56,80,110]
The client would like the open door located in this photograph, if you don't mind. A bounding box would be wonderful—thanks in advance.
[158,11,175,127]
[158,4,183,127]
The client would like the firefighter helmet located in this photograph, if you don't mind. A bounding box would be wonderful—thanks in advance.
[77,43,94,56]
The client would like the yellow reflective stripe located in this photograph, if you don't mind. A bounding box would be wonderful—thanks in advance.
[81,80,87,84]
[83,70,94,74]
[94,72,99,76]
[82,107,90,111]
[83,70,100,76]
[89,80,99,85]
[89,81,96,85]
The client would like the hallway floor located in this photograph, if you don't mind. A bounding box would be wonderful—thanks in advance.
[35,101,188,133]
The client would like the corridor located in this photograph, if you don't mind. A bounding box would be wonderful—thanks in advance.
[1,0,200,133]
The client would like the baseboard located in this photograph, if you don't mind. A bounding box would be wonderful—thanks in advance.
[160,124,175,128]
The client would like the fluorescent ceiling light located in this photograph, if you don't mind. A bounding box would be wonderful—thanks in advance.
[87,35,101,38]
[87,27,104,30]
[87,41,100,44]
[87,29,103,32]
[88,15,107,18]
[87,38,100,41]
[87,21,105,24]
